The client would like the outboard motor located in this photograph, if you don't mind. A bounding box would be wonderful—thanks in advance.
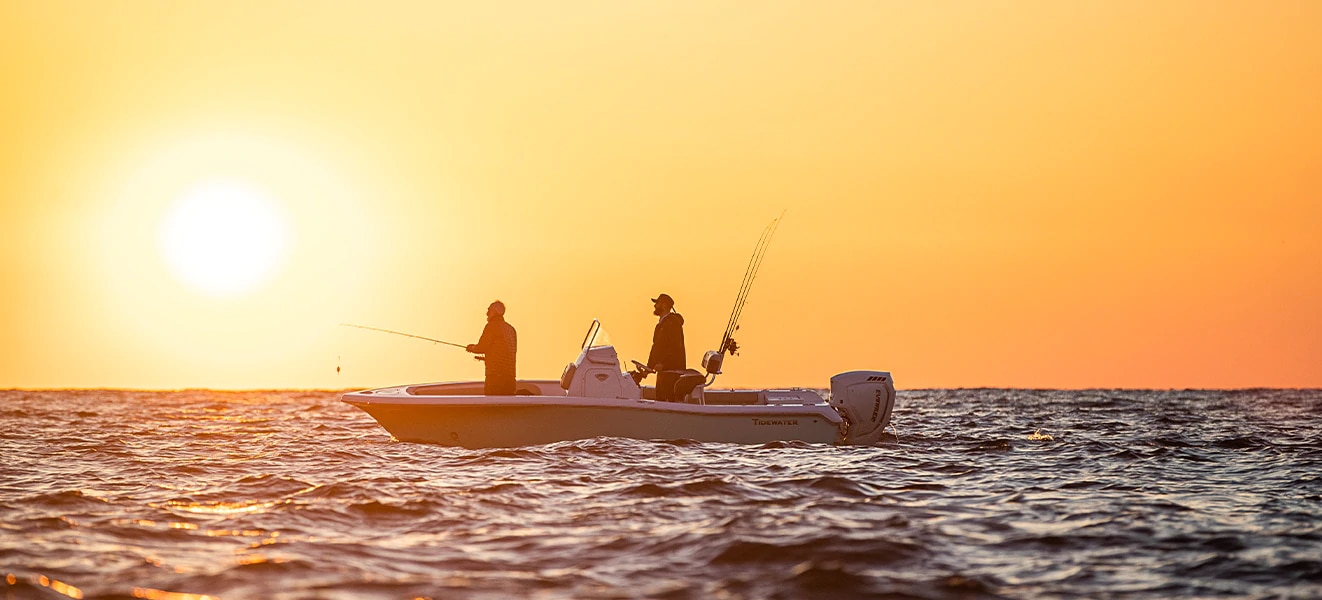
[828,371,896,445]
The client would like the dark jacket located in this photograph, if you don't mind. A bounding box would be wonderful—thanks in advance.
[647,311,686,372]
[472,316,517,381]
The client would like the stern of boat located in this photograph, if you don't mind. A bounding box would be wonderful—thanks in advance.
[829,371,896,445]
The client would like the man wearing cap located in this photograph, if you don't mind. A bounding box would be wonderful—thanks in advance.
[643,293,686,401]
[466,300,518,396]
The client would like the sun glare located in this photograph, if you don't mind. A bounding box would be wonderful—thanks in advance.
[158,180,291,297]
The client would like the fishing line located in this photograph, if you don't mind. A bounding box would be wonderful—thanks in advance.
[339,323,468,349]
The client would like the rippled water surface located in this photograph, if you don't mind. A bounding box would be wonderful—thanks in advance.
[2,389,1321,599]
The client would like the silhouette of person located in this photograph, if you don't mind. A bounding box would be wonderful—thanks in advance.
[643,293,686,401]
[466,300,517,396]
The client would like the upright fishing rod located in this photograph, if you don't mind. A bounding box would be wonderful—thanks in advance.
[714,211,785,367]
[339,323,468,349]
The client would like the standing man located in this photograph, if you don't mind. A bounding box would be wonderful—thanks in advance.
[466,300,518,396]
[644,293,686,401]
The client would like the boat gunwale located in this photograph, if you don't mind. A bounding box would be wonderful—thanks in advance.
[342,387,843,422]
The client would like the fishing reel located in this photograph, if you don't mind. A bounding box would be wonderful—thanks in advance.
[723,337,740,356]
[701,337,740,376]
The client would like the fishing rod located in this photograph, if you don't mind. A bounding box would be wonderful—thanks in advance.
[718,211,785,359]
[339,323,468,349]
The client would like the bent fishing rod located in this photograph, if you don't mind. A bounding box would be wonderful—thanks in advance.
[339,323,467,349]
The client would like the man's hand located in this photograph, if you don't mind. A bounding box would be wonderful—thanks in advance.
[630,371,645,385]
[466,344,478,353]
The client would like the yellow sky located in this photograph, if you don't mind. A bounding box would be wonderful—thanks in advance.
[2,1,1319,389]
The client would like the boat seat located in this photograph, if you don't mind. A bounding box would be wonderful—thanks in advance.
[674,369,705,403]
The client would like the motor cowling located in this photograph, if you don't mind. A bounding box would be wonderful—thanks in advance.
[829,371,896,445]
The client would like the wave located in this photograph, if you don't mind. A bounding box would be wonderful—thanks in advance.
[2,388,1319,599]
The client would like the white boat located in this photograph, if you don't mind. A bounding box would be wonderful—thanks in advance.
[343,320,896,449]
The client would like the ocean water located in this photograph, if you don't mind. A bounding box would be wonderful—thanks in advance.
[2,388,1320,599]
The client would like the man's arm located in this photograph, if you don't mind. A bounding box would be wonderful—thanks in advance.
[467,323,495,354]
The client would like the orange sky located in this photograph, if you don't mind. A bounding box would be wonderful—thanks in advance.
[2,1,1319,389]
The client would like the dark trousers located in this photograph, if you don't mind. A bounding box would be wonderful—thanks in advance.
[485,377,516,396]
[656,371,680,402]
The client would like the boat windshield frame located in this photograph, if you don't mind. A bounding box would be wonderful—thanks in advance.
[580,319,603,350]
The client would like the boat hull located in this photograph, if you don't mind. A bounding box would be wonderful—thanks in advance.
[344,386,843,448]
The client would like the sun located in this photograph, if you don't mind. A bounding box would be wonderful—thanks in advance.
[158,179,292,297]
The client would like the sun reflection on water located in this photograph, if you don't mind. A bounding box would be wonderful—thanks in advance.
[25,574,85,599]
[132,587,219,600]
[233,554,287,567]
[203,529,265,537]
[1027,429,1055,441]
[152,499,285,515]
